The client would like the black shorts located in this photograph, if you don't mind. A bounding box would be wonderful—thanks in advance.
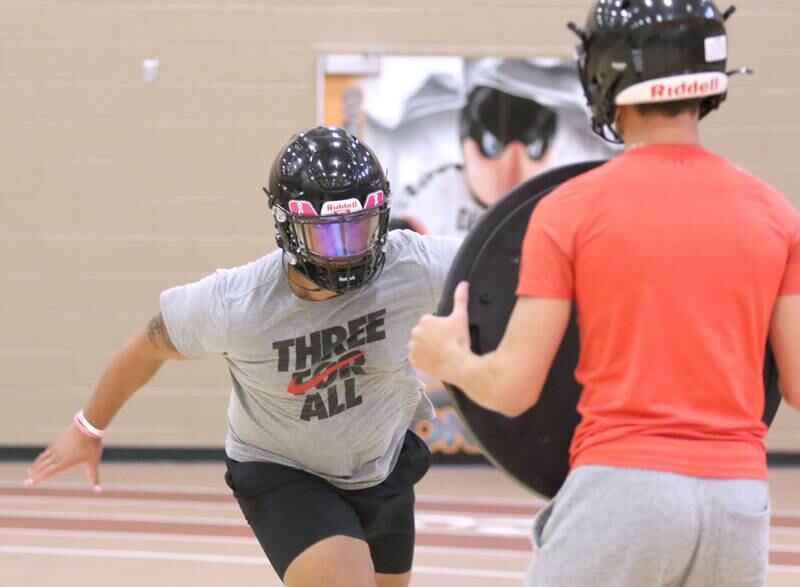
[224,430,431,580]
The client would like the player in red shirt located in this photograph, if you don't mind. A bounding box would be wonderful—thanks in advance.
[410,1,800,585]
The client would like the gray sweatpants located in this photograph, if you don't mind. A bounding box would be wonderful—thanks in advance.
[525,465,770,587]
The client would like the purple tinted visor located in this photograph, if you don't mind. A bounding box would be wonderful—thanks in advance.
[296,212,381,259]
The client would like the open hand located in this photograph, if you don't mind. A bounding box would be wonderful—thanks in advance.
[26,424,103,493]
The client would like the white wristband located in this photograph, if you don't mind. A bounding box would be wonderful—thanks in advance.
[73,410,105,439]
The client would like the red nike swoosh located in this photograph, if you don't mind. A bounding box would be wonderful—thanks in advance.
[287,352,365,396]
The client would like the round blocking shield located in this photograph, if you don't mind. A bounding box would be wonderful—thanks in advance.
[438,161,782,498]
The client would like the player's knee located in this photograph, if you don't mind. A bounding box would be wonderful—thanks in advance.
[375,571,411,587]
[284,535,376,587]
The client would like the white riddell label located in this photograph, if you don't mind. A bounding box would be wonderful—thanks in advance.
[615,72,728,105]
[321,198,363,215]
[705,35,727,63]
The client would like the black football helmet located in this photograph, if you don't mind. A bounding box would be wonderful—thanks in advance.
[265,126,391,294]
[568,0,739,141]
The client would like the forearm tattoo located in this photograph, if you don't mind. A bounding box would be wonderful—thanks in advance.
[147,313,179,353]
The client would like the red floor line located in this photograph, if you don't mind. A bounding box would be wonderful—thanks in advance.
[5,487,800,526]
[0,486,541,515]
[0,516,799,567]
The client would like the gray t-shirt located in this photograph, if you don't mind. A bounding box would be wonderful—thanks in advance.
[160,229,461,490]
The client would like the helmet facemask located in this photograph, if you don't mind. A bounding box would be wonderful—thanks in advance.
[574,31,628,142]
[271,192,390,295]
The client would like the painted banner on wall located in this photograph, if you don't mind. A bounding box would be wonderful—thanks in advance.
[320,54,619,458]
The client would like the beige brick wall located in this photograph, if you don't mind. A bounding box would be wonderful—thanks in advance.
[1,0,799,452]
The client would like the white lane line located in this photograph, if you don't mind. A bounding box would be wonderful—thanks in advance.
[0,494,535,521]
[0,480,540,506]
[0,495,240,511]
[0,544,792,579]
[1,527,797,563]
[414,565,524,579]
[0,545,269,565]
[3,480,800,517]
[417,545,531,559]
[7,494,797,540]
[0,528,535,557]
[770,565,800,574]
[0,509,245,525]
[1,509,797,547]
[0,480,230,495]
[0,545,525,579]
[417,494,544,507]
[0,509,533,534]
[0,528,258,545]
[0,532,796,575]
[0,497,531,522]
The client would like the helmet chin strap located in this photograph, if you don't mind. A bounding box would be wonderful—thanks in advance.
[282,255,324,294]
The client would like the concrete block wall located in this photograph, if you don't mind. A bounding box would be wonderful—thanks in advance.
[1,0,799,451]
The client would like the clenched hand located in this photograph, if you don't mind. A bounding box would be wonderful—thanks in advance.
[409,281,472,382]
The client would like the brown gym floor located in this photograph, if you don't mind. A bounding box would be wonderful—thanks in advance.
[0,463,798,586]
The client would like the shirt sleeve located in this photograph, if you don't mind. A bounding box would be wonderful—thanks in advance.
[159,270,229,359]
[421,234,463,302]
[516,193,576,299]
[779,216,800,295]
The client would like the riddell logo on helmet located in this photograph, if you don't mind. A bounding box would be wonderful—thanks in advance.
[321,198,363,216]
[651,77,720,100]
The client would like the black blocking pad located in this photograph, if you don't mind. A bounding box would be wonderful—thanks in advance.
[438,161,783,498]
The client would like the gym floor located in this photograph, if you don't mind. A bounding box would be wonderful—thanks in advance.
[0,463,798,586]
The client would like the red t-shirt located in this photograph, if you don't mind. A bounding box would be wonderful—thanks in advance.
[517,144,800,480]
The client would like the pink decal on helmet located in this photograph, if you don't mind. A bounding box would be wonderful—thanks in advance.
[289,200,318,216]
[365,190,385,209]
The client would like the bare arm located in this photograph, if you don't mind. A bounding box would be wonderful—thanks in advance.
[27,313,187,489]
[409,282,571,418]
[453,296,570,417]
[83,313,188,428]
[770,295,800,410]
